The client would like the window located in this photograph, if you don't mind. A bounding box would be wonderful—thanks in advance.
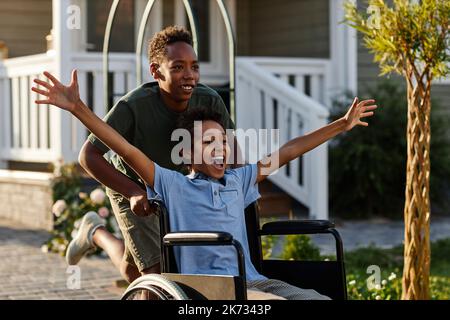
[185,0,210,62]
[87,0,135,52]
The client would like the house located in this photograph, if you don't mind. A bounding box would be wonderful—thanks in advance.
[1,0,449,230]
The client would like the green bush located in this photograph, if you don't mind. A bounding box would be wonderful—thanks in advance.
[329,79,450,218]
[347,271,450,300]
[344,238,450,300]
[261,233,322,261]
[280,235,322,261]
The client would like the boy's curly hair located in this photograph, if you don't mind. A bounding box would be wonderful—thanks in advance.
[176,107,226,137]
[176,107,227,172]
[148,25,193,64]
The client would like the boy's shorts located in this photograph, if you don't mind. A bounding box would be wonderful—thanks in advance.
[106,188,161,272]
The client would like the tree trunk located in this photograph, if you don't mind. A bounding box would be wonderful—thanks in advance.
[402,65,431,300]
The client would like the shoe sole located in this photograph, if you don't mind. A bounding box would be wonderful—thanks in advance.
[65,213,97,265]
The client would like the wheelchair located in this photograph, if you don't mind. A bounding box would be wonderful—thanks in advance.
[121,201,347,300]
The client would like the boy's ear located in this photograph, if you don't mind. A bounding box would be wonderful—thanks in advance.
[150,62,161,79]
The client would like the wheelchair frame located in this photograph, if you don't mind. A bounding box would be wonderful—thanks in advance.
[122,201,347,300]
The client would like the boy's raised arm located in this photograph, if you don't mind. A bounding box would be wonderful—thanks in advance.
[32,70,155,188]
[256,97,378,183]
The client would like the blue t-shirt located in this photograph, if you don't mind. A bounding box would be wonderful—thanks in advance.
[146,163,267,281]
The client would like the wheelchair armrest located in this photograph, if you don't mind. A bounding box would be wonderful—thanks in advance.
[163,231,233,245]
[162,231,247,289]
[260,220,335,235]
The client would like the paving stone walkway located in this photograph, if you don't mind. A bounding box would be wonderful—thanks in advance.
[0,218,123,300]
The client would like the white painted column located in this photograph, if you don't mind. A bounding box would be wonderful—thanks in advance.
[307,115,329,220]
[52,0,75,162]
[329,0,358,96]
[0,77,11,169]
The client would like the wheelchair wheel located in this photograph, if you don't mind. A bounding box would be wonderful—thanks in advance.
[121,274,189,300]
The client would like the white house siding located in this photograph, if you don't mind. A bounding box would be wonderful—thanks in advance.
[236,0,329,58]
[0,0,52,58]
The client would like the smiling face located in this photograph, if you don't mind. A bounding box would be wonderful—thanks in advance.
[151,41,200,112]
[190,120,231,180]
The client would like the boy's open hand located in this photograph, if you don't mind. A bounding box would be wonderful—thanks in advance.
[342,97,377,131]
[32,69,80,112]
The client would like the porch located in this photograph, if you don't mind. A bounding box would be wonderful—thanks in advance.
[0,0,359,222]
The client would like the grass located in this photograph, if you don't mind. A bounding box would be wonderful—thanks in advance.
[344,238,450,277]
[262,235,450,299]
[343,238,450,299]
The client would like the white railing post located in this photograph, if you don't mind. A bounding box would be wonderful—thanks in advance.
[19,77,30,150]
[53,0,75,163]
[236,58,329,219]
[307,116,329,220]
[0,76,11,168]
[329,0,358,95]
[11,77,20,149]
[93,70,106,119]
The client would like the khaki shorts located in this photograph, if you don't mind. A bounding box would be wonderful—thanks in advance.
[106,188,161,272]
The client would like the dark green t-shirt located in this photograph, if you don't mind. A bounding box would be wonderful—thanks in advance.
[88,82,234,185]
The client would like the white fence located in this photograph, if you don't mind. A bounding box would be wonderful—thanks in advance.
[70,52,136,158]
[0,52,136,164]
[241,57,331,107]
[236,57,330,219]
[0,54,57,163]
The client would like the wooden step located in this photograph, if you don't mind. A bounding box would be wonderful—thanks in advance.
[257,180,293,219]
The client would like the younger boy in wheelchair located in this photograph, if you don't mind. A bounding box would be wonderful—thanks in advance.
[32,70,377,299]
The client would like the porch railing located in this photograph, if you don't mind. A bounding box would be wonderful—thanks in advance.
[0,52,136,163]
[0,54,56,162]
[236,57,330,219]
[240,57,331,107]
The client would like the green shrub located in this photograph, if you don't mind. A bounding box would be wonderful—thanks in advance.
[344,238,450,300]
[280,235,322,261]
[261,233,322,261]
[347,269,402,300]
[329,79,450,218]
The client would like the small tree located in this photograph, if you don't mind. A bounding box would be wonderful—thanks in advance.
[344,0,449,299]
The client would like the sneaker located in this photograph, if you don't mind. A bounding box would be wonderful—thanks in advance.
[66,211,105,265]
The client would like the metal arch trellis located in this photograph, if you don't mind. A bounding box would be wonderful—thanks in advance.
[102,0,237,122]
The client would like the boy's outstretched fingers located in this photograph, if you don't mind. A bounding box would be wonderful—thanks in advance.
[31,79,50,105]
[358,99,377,127]
[343,97,378,130]
[72,69,78,83]
[359,100,377,118]
[33,78,52,90]
[31,86,49,97]
[30,69,81,111]
[43,71,62,87]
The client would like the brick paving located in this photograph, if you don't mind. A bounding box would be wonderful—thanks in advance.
[0,218,123,300]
